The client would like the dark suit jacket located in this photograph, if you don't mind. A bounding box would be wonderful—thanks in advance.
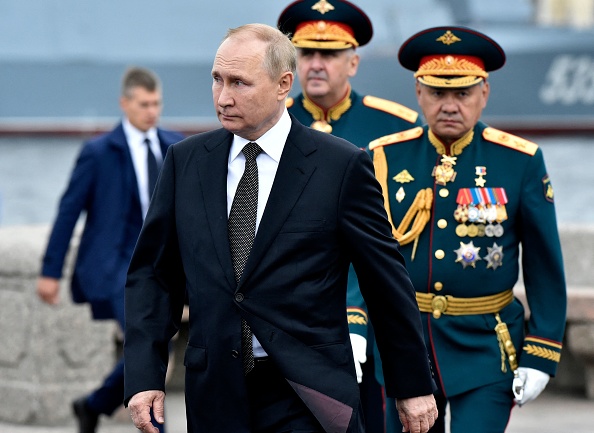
[41,123,184,319]
[124,116,433,432]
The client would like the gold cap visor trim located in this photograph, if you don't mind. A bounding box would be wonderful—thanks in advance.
[418,75,485,89]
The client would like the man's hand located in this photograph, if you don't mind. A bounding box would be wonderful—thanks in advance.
[128,390,166,433]
[37,277,60,304]
[514,367,549,406]
[349,333,367,383]
[396,394,437,433]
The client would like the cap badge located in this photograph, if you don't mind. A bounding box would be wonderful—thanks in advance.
[436,30,462,46]
[312,0,335,15]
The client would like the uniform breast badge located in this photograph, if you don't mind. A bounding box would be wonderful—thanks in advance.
[454,241,482,268]
[432,155,457,185]
[393,169,415,203]
[484,242,504,270]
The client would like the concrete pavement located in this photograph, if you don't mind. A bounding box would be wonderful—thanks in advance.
[1,388,592,433]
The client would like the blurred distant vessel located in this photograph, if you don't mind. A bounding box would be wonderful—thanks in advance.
[0,0,593,135]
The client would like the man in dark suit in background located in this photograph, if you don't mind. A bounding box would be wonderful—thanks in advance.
[37,66,184,433]
[124,23,437,433]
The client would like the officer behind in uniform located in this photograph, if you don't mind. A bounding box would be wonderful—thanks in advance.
[368,26,567,432]
[277,2,423,430]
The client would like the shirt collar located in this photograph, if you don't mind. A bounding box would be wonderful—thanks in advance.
[230,108,291,163]
[122,118,158,145]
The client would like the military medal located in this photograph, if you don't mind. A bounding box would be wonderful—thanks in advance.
[492,187,508,237]
[484,242,504,270]
[454,241,482,269]
[456,187,508,238]
[455,223,468,237]
[475,166,487,187]
[485,204,497,237]
[476,223,486,237]
[432,155,457,185]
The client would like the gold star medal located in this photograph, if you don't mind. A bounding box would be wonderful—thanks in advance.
[484,242,504,270]
[454,241,482,269]
[475,166,487,187]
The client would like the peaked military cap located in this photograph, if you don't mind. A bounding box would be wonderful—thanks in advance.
[398,26,506,88]
[278,0,373,49]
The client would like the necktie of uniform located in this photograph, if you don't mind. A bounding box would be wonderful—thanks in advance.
[145,138,159,198]
[228,142,263,374]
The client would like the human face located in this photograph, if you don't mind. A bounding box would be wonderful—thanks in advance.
[212,36,293,141]
[119,87,162,132]
[416,81,490,144]
[296,48,359,109]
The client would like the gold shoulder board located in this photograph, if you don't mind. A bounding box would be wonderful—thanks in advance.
[285,97,294,108]
[363,95,419,124]
[483,127,538,156]
[369,126,423,150]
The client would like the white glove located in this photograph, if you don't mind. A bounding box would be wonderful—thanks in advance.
[513,367,549,406]
[349,333,367,384]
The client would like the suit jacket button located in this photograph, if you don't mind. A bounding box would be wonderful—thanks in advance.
[231,350,239,358]
[235,293,244,302]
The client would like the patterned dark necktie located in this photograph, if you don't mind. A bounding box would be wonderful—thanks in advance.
[145,137,159,198]
[228,141,262,374]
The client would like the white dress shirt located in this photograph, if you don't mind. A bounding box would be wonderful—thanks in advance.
[227,108,291,357]
[123,118,163,218]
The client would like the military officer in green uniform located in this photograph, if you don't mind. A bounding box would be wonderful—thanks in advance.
[369,26,567,432]
[277,2,424,431]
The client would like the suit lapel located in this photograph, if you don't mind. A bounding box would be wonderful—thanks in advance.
[196,131,237,289]
[241,120,317,285]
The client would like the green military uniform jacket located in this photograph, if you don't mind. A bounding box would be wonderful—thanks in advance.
[370,121,566,396]
[287,88,421,352]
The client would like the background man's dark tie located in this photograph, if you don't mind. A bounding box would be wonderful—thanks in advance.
[145,137,159,197]
[228,142,263,374]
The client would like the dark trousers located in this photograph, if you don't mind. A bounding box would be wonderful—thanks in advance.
[86,290,165,432]
[245,358,325,433]
[360,355,385,433]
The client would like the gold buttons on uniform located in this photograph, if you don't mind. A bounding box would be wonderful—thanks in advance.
[434,282,443,291]
[437,219,448,229]
[439,188,449,198]
[435,249,445,259]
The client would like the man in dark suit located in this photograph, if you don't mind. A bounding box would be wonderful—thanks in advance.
[124,24,437,433]
[37,67,184,433]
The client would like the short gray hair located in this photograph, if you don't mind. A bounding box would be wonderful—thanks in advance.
[223,23,296,80]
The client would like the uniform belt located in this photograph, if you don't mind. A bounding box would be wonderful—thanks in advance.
[416,289,514,319]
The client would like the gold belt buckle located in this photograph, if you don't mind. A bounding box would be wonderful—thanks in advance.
[431,295,448,319]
